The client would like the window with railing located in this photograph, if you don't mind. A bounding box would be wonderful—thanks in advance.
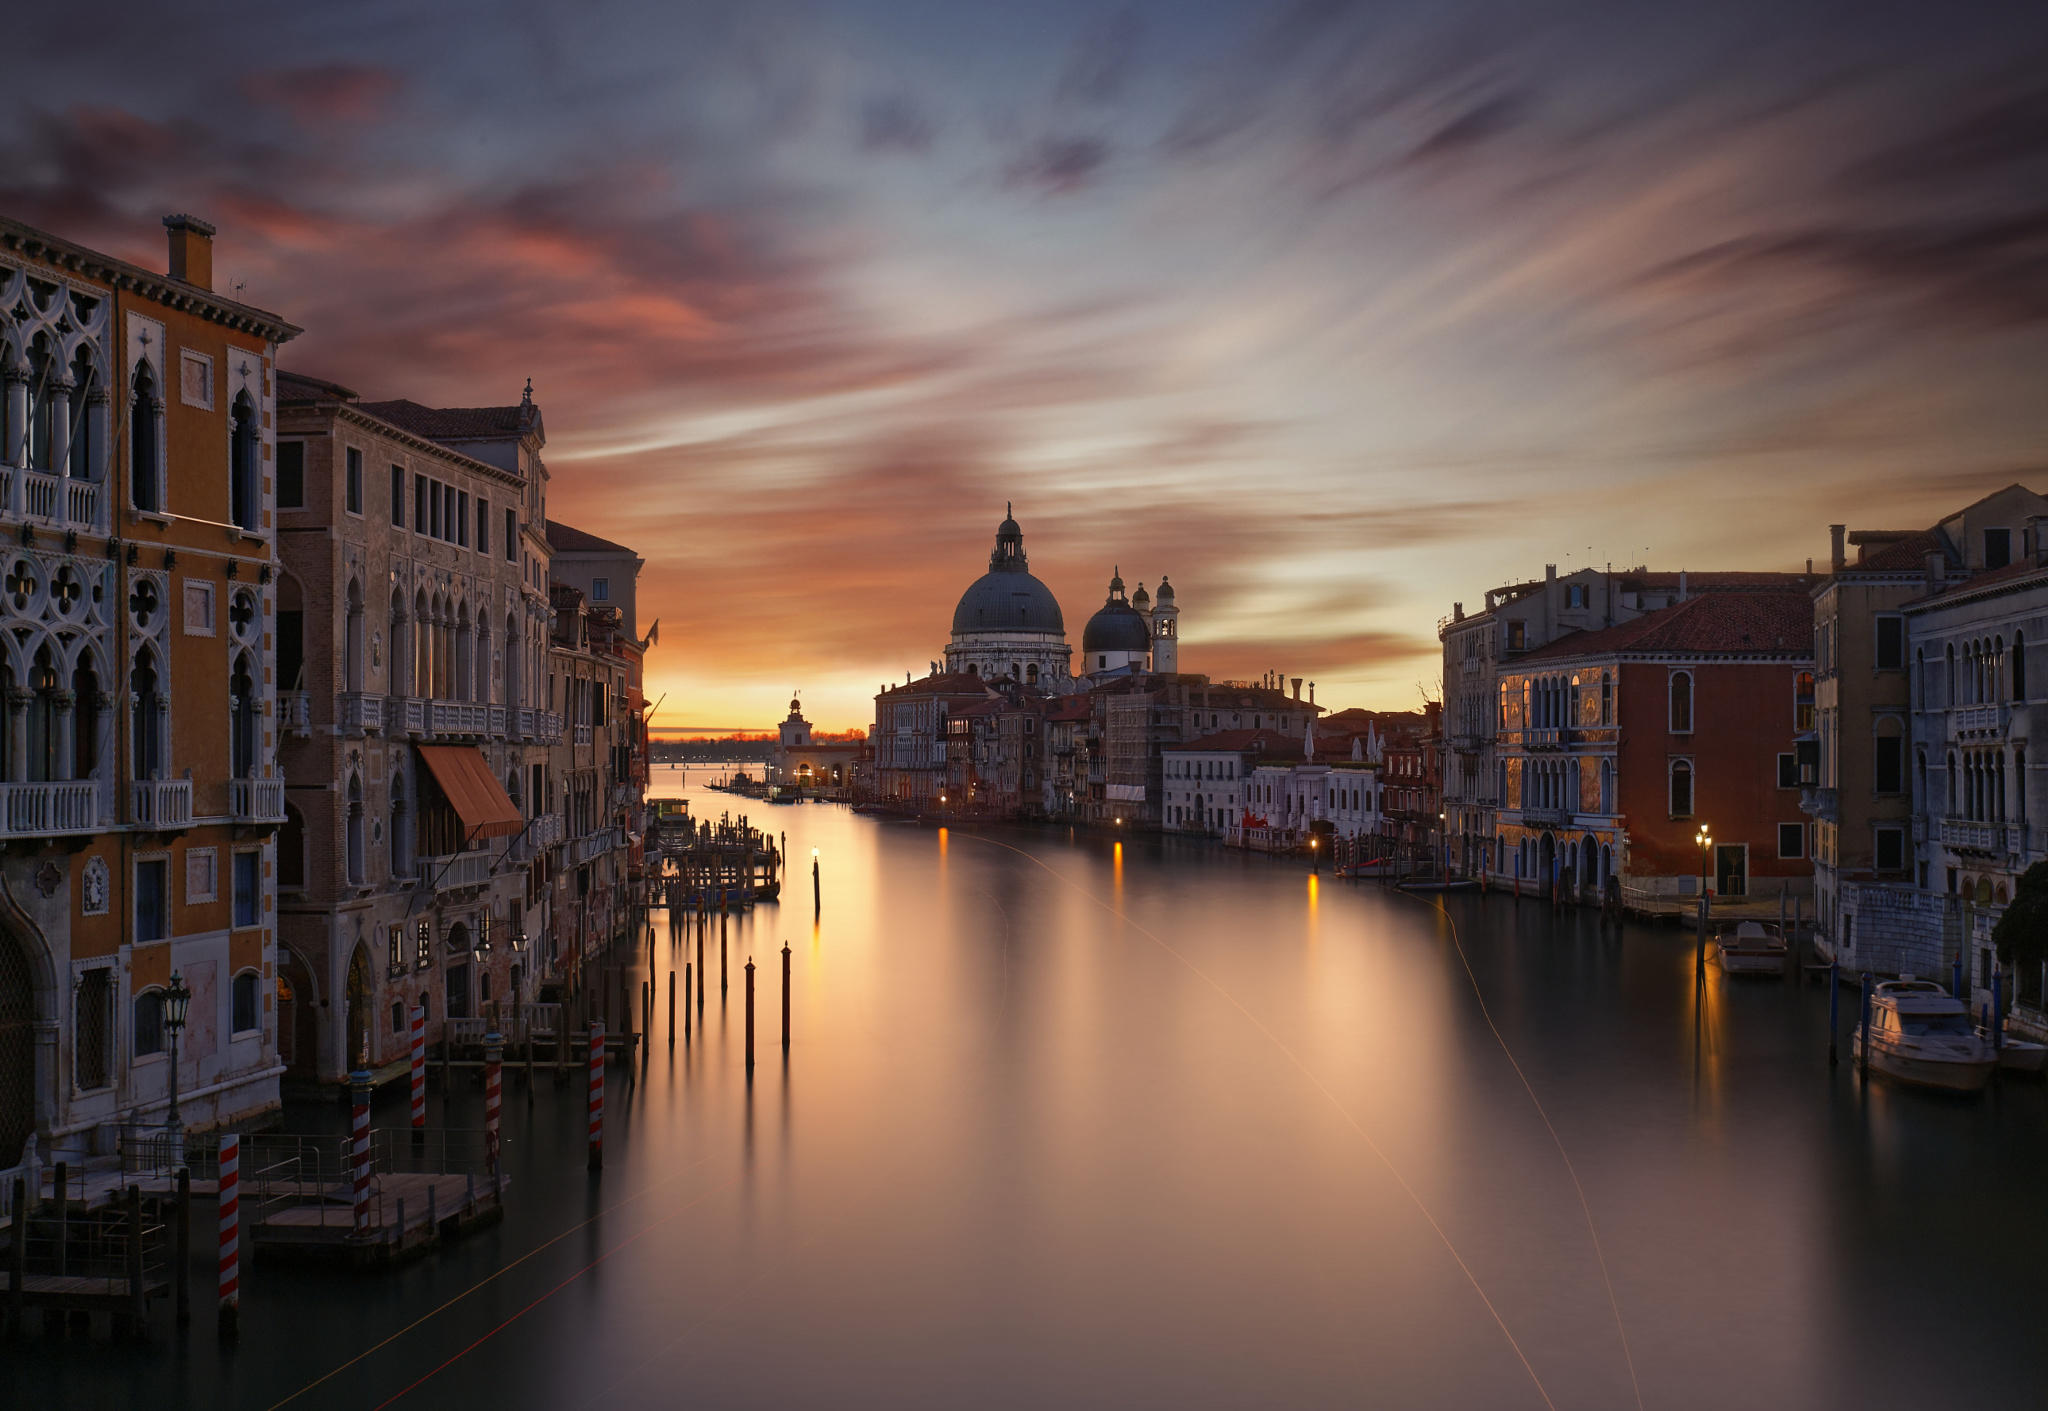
[74,966,111,1090]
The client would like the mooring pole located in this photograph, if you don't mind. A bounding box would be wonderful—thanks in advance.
[1828,958,1839,1066]
[350,1068,373,1238]
[410,1003,426,1136]
[1858,973,1872,1078]
[668,968,676,1048]
[813,848,821,918]
[217,1134,239,1338]
[782,941,792,1052]
[175,1165,191,1327]
[484,1030,503,1180]
[745,957,756,1074]
[588,1020,606,1173]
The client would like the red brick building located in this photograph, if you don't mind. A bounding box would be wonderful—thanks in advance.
[1500,591,1816,902]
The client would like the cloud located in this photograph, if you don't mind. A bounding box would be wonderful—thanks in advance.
[1004,135,1109,194]
[241,64,402,126]
[1057,9,1143,106]
[859,93,934,153]
[1400,91,1529,169]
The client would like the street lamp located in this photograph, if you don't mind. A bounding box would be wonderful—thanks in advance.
[1695,824,1713,911]
[163,970,192,1151]
[1309,835,1319,873]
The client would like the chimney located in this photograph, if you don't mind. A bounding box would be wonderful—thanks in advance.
[1453,602,1464,622]
[1291,677,1303,701]
[1829,523,1846,572]
[1678,570,1688,602]
[163,213,216,290]
[1926,551,1946,592]
[1545,563,1556,585]
[1806,558,1813,575]
[1308,681,1315,705]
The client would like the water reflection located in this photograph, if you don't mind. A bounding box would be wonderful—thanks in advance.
[17,772,2048,1410]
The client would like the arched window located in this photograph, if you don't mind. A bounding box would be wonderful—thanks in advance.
[68,344,100,482]
[344,579,365,693]
[1946,643,1957,707]
[26,643,60,783]
[232,970,261,1034]
[2019,748,2029,823]
[129,361,161,512]
[133,988,165,1057]
[503,613,520,710]
[229,390,259,530]
[1669,671,1693,734]
[73,656,101,780]
[477,620,492,705]
[230,651,257,778]
[345,775,366,886]
[414,589,432,697]
[1916,648,1927,709]
[280,803,306,889]
[1600,671,1613,725]
[388,588,407,696]
[454,603,473,702]
[25,335,54,470]
[1948,750,1958,814]
[2015,633,2027,702]
[1669,759,1694,817]
[131,646,164,780]
[390,769,412,879]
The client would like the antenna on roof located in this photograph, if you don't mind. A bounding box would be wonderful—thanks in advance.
[522,377,534,406]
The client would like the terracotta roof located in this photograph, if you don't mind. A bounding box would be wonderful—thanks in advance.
[1046,696,1095,721]
[1167,729,1303,759]
[277,370,358,402]
[878,672,992,698]
[1853,530,1944,572]
[546,520,636,556]
[1521,591,1815,661]
[357,398,528,439]
[1613,570,1819,591]
[953,699,1005,719]
[1908,557,2048,607]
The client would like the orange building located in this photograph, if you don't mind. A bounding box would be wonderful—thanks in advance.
[0,213,299,1184]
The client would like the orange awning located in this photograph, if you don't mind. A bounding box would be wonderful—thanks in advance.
[417,745,524,840]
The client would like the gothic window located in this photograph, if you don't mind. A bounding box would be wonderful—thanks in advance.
[133,988,165,1057]
[232,970,260,1034]
[1669,759,1694,818]
[345,775,366,886]
[344,579,365,693]
[131,646,164,780]
[2016,633,2027,702]
[229,391,259,531]
[230,651,257,778]
[67,344,99,481]
[72,655,100,781]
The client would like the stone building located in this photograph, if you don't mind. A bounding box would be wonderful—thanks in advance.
[0,213,299,1187]
[273,374,557,1083]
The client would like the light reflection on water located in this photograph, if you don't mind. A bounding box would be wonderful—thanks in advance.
[19,769,2048,1410]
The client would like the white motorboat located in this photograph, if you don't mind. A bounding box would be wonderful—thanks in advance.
[1713,920,1788,976]
[1974,1026,2048,1074]
[1852,980,1997,1092]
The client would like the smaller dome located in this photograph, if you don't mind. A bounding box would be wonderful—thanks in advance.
[1156,576,1174,604]
[789,696,802,714]
[1082,569,1150,654]
[1132,582,1150,608]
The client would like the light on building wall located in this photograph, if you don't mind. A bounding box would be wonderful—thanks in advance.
[477,911,493,957]
[416,920,432,969]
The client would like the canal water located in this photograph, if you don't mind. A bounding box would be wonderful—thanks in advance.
[17,771,2048,1409]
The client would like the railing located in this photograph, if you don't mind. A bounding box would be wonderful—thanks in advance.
[417,849,492,893]
[431,701,489,736]
[516,707,536,740]
[488,705,508,737]
[0,780,101,838]
[1940,818,2028,854]
[528,812,565,849]
[338,691,384,734]
[574,723,594,747]
[536,711,562,744]
[282,689,311,737]
[230,776,287,823]
[573,828,616,865]
[66,476,99,526]
[1799,786,1838,820]
[1954,703,2009,735]
[399,697,428,735]
[130,778,193,830]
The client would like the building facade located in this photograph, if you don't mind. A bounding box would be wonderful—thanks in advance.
[1,214,299,1187]
[273,375,556,1083]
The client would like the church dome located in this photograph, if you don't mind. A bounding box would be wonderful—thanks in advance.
[1082,568,1151,653]
[951,510,1065,636]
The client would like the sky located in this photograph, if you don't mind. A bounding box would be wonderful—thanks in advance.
[9,0,2047,732]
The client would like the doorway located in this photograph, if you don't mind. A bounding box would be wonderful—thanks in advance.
[1715,844,1749,899]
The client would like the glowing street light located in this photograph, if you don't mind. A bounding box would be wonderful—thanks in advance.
[1695,824,1713,910]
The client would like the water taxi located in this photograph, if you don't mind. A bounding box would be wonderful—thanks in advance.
[1713,920,1788,976]
[1853,980,1997,1092]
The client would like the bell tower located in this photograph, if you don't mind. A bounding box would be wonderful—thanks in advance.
[1151,577,1178,674]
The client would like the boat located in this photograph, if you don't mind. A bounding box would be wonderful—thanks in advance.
[1397,874,1480,893]
[1713,920,1788,976]
[1852,980,1997,1092]
[1975,1026,2048,1074]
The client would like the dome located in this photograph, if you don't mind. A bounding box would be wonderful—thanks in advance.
[951,511,1065,635]
[1082,567,1150,654]
[1131,582,1150,609]
[1155,576,1174,604]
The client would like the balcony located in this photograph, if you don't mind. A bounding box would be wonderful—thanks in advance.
[281,690,311,739]
[516,707,537,741]
[573,828,616,865]
[488,705,508,737]
[529,812,565,849]
[396,696,428,737]
[0,466,106,533]
[1939,818,2028,856]
[0,781,102,839]
[536,711,562,744]
[430,701,489,737]
[1954,703,2009,737]
[131,779,193,831]
[229,777,287,823]
[416,850,493,894]
[338,691,384,736]
[573,723,594,747]
[1800,786,1838,821]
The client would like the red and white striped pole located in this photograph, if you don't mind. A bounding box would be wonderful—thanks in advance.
[217,1133,240,1338]
[349,1067,373,1236]
[587,1019,605,1172]
[484,1030,503,1180]
[409,1003,426,1130]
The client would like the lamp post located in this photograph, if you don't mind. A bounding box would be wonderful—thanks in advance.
[1695,824,1713,913]
[163,970,192,1162]
[1310,835,1319,874]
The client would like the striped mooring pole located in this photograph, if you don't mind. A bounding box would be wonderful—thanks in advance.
[588,1020,605,1172]
[484,1030,504,1178]
[217,1133,240,1338]
[410,1004,426,1130]
[350,1068,373,1236]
